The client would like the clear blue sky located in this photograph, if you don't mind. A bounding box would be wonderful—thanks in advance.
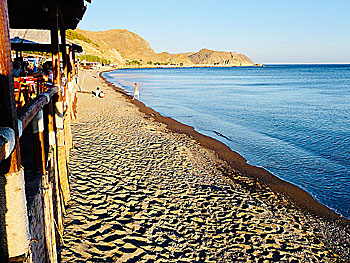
[79,0,350,64]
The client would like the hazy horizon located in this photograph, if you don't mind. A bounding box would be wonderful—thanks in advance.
[79,0,350,64]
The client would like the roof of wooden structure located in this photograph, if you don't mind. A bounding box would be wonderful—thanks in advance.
[10,29,83,52]
[11,42,83,53]
[8,0,91,30]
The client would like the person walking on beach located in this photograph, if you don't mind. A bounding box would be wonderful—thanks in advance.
[133,82,140,100]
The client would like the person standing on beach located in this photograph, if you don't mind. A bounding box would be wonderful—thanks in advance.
[133,82,140,100]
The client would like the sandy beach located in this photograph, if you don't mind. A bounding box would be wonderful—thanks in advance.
[60,69,350,262]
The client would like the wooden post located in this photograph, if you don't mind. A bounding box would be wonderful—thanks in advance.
[47,99,64,237]
[32,110,46,175]
[50,10,70,209]
[41,173,57,263]
[66,46,73,147]
[0,0,29,260]
[60,29,73,158]
[70,49,78,119]
[35,103,57,262]
[60,29,69,82]
[72,50,77,77]
[60,29,68,110]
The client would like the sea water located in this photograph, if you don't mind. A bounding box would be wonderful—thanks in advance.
[104,65,350,218]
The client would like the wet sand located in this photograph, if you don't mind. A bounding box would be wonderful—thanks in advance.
[61,69,350,262]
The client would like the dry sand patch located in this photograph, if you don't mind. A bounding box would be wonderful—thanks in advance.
[60,70,349,262]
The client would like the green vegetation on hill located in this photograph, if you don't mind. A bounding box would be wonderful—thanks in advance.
[78,54,110,65]
[126,60,142,66]
[66,30,99,47]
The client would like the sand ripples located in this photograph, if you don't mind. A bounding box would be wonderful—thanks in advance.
[60,79,348,262]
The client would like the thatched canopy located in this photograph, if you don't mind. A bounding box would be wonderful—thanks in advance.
[8,0,91,30]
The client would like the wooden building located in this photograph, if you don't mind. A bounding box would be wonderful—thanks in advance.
[0,0,90,262]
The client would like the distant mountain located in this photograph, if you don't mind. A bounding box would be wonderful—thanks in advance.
[69,29,255,67]
[188,48,254,66]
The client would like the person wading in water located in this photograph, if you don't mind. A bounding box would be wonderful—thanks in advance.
[133,82,139,100]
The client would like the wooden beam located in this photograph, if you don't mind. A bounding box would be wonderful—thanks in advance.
[11,43,83,53]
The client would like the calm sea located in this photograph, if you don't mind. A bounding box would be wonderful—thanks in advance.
[103,65,350,219]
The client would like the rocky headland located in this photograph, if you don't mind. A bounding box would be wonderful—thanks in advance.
[188,48,254,66]
[68,29,256,67]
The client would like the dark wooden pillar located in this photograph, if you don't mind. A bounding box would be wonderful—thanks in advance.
[50,8,70,228]
[72,50,77,76]
[50,17,61,89]
[69,48,75,81]
[60,29,69,82]
[66,46,72,82]
[0,0,29,260]
[60,28,72,161]
[0,0,21,172]
[42,101,58,262]
[60,28,68,110]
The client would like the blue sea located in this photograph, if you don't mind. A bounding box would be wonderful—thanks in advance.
[103,65,350,219]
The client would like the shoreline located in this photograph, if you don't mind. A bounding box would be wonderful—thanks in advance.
[116,64,261,69]
[62,68,349,261]
[99,68,349,225]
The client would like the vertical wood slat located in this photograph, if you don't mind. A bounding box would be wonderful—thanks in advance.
[60,28,68,111]
[32,110,46,175]
[51,12,70,208]
[71,50,78,120]
[61,29,73,160]
[47,100,64,239]
[60,29,69,83]
[42,172,57,263]
[0,0,21,174]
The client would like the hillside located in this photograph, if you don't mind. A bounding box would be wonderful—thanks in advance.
[188,48,254,66]
[68,29,255,67]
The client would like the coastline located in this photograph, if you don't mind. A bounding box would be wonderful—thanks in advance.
[60,68,350,261]
[100,68,349,225]
[113,64,262,70]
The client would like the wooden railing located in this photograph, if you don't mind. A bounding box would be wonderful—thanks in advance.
[0,76,76,261]
[18,86,59,134]
[1,1,83,260]
[0,85,59,163]
[14,76,47,108]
